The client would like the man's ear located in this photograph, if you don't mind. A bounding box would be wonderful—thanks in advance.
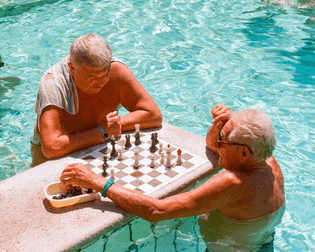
[68,61,75,74]
[240,146,250,162]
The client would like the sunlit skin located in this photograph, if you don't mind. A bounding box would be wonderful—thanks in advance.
[60,104,285,224]
[68,62,111,95]
[33,56,162,164]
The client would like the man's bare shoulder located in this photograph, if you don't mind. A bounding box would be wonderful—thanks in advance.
[110,61,132,78]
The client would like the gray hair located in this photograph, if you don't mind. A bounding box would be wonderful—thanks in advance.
[228,109,276,161]
[69,33,112,69]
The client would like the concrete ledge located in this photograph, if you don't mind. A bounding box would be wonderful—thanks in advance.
[0,122,219,252]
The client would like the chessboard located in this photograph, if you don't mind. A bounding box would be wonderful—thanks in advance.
[69,132,208,195]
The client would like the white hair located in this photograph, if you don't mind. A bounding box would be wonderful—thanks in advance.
[228,109,276,161]
[69,33,112,69]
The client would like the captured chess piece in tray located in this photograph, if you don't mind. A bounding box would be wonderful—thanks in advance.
[44,182,100,208]
[76,129,208,195]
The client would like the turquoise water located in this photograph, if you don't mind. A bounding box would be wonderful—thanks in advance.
[1,0,315,251]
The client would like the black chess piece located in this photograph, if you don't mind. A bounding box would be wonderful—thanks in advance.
[135,131,141,146]
[125,134,132,149]
[149,133,157,153]
[154,132,159,144]
[102,156,108,176]
[110,136,118,159]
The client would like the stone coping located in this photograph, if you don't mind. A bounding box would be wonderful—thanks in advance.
[0,122,219,252]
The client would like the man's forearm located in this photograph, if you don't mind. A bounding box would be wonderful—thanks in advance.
[120,110,162,132]
[42,128,105,159]
[206,125,220,155]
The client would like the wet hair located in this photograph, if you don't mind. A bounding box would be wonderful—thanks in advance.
[228,109,276,161]
[69,33,112,69]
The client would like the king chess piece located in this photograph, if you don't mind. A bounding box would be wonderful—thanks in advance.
[165,144,172,169]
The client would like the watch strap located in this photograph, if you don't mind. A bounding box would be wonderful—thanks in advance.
[96,126,109,141]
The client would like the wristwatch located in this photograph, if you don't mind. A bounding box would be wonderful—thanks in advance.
[96,126,109,141]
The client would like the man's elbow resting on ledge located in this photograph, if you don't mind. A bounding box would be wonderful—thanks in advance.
[41,142,68,159]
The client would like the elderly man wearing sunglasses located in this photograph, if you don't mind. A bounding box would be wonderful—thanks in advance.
[201,104,285,251]
[61,104,285,252]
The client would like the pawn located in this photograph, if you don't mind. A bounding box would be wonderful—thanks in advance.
[160,152,165,164]
[150,155,155,168]
[118,149,123,161]
[133,148,140,169]
[158,143,163,154]
[110,169,115,180]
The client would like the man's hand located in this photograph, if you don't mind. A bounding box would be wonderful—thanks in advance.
[211,104,233,130]
[100,111,122,138]
[60,163,104,191]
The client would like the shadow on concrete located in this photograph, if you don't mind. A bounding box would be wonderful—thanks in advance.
[43,198,128,216]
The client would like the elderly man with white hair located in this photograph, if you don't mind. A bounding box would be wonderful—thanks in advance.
[61,104,285,252]
[31,33,162,167]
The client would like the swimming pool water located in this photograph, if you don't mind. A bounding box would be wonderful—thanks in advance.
[1,0,315,251]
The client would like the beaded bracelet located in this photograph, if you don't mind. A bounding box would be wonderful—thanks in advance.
[101,179,114,197]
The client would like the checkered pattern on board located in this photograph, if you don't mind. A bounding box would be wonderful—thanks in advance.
[70,133,208,195]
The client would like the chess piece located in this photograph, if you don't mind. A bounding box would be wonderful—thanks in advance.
[165,144,172,168]
[160,152,165,164]
[158,143,163,155]
[150,155,155,168]
[135,123,140,133]
[102,155,108,176]
[135,131,141,146]
[110,135,118,159]
[133,148,140,169]
[135,124,141,146]
[125,134,132,149]
[110,169,115,180]
[176,149,182,166]
[154,132,159,144]
[118,149,123,161]
[149,133,157,153]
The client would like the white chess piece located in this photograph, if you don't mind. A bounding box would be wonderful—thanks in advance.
[135,123,140,134]
[150,155,155,168]
[110,169,115,180]
[158,143,163,154]
[118,149,123,161]
[160,152,165,164]
[165,145,171,168]
[133,148,140,168]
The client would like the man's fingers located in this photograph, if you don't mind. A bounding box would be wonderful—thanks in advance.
[107,111,118,118]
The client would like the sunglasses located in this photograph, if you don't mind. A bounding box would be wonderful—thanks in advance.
[217,134,254,155]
